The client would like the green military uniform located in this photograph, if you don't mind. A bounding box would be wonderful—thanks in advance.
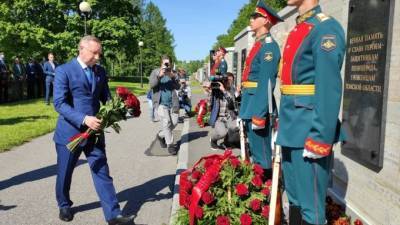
[218,59,227,75]
[239,1,283,169]
[276,5,346,225]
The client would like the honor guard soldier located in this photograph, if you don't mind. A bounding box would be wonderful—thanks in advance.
[276,0,346,224]
[210,47,228,76]
[239,1,283,176]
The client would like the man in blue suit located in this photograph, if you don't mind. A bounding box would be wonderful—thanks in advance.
[43,52,57,105]
[53,36,132,225]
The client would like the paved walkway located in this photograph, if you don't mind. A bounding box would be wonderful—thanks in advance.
[0,86,231,225]
[0,96,181,225]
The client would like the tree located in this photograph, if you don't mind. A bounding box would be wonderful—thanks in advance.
[0,0,142,73]
[213,0,286,49]
[139,2,176,78]
[176,60,204,76]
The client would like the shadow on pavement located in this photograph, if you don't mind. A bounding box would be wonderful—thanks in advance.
[73,174,175,220]
[0,159,87,191]
[0,200,17,211]
[180,131,209,145]
[0,115,50,125]
[145,130,182,157]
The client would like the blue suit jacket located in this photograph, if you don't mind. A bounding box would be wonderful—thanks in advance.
[43,61,57,77]
[53,58,111,145]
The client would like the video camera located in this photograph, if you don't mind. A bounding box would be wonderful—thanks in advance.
[162,62,171,73]
[209,74,228,90]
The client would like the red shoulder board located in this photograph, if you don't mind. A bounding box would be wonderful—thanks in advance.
[281,23,314,85]
[211,60,221,75]
[242,41,262,82]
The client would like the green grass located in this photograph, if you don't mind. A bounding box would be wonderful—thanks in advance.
[0,99,58,152]
[0,81,148,152]
[108,81,149,96]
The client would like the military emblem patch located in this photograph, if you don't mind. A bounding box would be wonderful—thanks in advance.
[264,52,273,61]
[321,35,337,51]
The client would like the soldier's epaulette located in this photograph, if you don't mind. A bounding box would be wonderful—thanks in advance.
[315,13,330,22]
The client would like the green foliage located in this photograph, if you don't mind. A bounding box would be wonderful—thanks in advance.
[139,2,176,79]
[176,60,204,76]
[213,0,287,49]
[0,0,176,80]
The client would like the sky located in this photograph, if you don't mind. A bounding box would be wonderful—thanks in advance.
[149,0,249,61]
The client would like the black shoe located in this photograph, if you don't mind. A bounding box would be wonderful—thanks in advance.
[210,139,224,151]
[157,134,167,148]
[59,208,73,222]
[108,215,133,225]
[167,144,178,155]
[289,205,302,225]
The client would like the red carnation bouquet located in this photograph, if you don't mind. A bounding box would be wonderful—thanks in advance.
[67,86,141,152]
[326,196,364,225]
[194,99,210,128]
[174,150,272,225]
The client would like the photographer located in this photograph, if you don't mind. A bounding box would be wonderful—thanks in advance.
[149,55,180,155]
[178,78,192,117]
[208,72,239,151]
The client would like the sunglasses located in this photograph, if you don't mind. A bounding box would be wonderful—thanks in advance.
[251,13,265,19]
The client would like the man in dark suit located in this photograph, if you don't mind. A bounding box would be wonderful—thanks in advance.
[53,36,132,225]
[25,58,38,99]
[43,52,57,105]
[12,57,26,100]
[0,52,10,103]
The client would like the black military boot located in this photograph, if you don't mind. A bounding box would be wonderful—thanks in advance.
[263,168,272,181]
[167,144,178,155]
[289,205,302,225]
[157,134,167,148]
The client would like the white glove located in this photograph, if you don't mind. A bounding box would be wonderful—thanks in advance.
[302,149,324,159]
[251,123,265,130]
[271,131,278,150]
[236,117,242,127]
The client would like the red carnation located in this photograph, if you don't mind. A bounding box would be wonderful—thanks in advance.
[204,158,215,170]
[191,170,202,180]
[201,191,215,205]
[180,179,193,192]
[230,157,241,168]
[124,93,141,117]
[216,215,230,225]
[253,164,264,176]
[261,187,270,196]
[124,95,137,108]
[240,213,252,225]
[354,219,363,225]
[251,175,263,188]
[235,184,249,196]
[249,199,261,212]
[116,86,130,100]
[261,205,270,218]
[195,206,204,219]
[265,179,272,188]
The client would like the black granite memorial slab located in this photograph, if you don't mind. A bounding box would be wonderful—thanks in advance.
[341,0,394,171]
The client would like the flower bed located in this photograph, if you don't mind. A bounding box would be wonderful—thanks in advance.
[174,150,272,225]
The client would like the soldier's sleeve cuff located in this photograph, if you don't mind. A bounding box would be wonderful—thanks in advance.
[304,137,332,156]
[251,116,266,127]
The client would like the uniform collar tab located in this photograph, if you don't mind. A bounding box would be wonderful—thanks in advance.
[296,5,321,24]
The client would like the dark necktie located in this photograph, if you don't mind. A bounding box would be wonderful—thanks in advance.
[84,67,93,86]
